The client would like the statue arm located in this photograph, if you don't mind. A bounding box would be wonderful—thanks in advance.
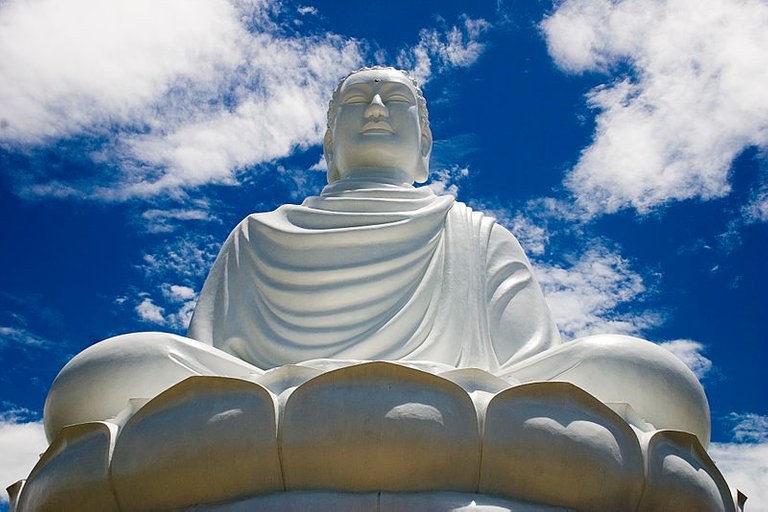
[485,223,561,368]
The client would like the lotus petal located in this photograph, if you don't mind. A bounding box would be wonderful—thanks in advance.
[281,362,480,492]
[638,430,735,511]
[111,376,281,511]
[16,422,119,512]
[480,382,644,511]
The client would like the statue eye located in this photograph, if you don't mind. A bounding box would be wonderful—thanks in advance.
[385,94,412,103]
[343,94,368,104]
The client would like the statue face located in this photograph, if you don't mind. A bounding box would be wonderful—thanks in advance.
[328,69,431,183]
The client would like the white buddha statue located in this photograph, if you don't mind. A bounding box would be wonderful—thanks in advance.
[15,67,735,512]
[43,67,709,447]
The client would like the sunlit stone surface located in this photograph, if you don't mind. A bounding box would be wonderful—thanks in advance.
[480,382,644,510]
[280,362,480,492]
[10,68,741,511]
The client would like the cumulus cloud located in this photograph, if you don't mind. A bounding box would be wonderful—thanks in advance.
[0,0,363,199]
[0,410,47,504]
[398,16,492,84]
[658,339,713,379]
[541,0,768,217]
[0,0,247,144]
[710,412,768,508]
[135,296,166,325]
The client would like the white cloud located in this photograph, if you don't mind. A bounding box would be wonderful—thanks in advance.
[297,6,318,16]
[398,16,491,84]
[710,412,768,510]
[133,281,200,330]
[141,208,213,234]
[542,0,768,217]
[164,285,197,302]
[727,413,768,444]
[0,0,247,144]
[130,234,218,331]
[309,155,328,172]
[465,199,660,339]
[0,0,363,199]
[140,235,220,282]
[426,165,469,197]
[135,296,165,325]
[0,326,48,348]
[134,284,199,330]
[535,245,660,339]
[0,417,47,504]
[122,34,361,198]
[742,185,768,224]
[710,441,768,510]
[658,339,713,379]
[472,205,549,257]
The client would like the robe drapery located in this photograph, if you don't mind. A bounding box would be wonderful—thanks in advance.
[188,178,561,372]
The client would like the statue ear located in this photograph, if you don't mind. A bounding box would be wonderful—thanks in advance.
[323,129,339,183]
[414,126,432,183]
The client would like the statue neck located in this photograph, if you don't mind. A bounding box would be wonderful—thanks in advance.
[333,167,415,187]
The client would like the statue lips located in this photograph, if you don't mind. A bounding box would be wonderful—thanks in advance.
[361,120,395,135]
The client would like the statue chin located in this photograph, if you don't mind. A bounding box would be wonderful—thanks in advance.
[10,68,739,512]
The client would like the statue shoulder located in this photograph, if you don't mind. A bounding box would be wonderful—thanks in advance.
[444,201,530,261]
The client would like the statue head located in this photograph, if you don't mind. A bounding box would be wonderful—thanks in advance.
[323,67,432,184]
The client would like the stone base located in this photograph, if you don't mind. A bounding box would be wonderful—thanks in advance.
[12,362,738,512]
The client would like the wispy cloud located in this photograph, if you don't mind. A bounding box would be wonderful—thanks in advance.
[741,182,768,224]
[535,245,661,340]
[726,412,768,444]
[140,207,214,234]
[426,165,469,197]
[0,326,49,349]
[140,234,221,283]
[397,16,492,84]
[542,0,768,217]
[131,234,217,331]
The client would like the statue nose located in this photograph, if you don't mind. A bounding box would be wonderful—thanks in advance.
[364,94,388,119]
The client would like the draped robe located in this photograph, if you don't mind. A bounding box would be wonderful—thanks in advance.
[188,178,561,372]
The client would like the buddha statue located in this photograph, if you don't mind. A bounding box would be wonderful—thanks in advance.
[13,68,738,512]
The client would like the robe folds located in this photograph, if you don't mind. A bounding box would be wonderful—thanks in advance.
[188,178,561,372]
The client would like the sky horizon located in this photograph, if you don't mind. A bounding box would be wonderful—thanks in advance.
[1,0,766,507]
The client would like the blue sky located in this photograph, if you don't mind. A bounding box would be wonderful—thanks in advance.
[1,0,767,506]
